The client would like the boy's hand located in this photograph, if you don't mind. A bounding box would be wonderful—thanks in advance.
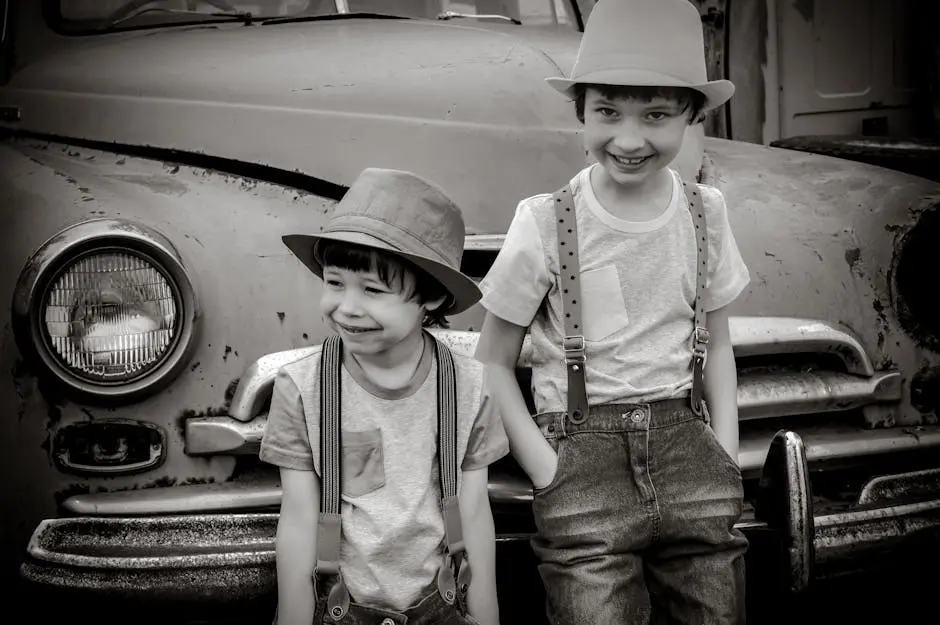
[475,312,560,491]
[531,451,559,490]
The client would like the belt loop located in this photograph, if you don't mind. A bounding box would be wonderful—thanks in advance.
[556,411,569,439]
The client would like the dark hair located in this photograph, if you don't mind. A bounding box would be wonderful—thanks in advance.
[318,240,452,328]
[573,83,707,124]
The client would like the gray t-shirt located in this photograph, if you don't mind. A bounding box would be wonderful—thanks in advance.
[479,165,750,414]
[259,332,509,610]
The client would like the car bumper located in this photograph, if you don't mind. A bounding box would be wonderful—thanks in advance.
[20,431,940,603]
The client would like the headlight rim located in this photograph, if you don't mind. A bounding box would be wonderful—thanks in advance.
[12,219,200,403]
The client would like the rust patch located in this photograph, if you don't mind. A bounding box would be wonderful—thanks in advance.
[224,378,240,408]
[276,312,286,323]
[911,366,940,416]
[144,476,178,489]
[190,360,201,372]
[11,359,33,423]
[223,345,233,362]
[109,174,189,197]
[891,202,940,351]
[175,403,231,438]
[844,248,861,271]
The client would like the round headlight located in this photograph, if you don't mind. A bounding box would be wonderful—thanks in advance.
[42,249,181,383]
[12,219,199,401]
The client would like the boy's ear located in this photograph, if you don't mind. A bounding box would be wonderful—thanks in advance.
[424,294,449,314]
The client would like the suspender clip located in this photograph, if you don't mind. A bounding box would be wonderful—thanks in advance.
[693,326,710,352]
[563,335,585,364]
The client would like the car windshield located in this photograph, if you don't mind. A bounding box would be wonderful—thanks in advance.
[54,0,578,33]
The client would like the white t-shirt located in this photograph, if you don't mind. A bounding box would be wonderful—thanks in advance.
[479,165,750,414]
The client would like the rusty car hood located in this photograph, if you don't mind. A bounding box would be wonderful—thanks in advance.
[1,17,587,231]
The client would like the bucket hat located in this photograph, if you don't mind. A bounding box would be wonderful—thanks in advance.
[545,0,735,111]
[283,168,481,316]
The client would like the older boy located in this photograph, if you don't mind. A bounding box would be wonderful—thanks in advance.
[475,1,750,622]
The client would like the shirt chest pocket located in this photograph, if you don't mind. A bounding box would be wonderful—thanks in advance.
[341,428,386,497]
[579,264,629,342]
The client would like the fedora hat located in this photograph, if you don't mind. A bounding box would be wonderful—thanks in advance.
[545,0,735,111]
[283,168,481,316]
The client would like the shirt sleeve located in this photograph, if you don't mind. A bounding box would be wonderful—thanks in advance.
[461,381,510,471]
[699,184,751,311]
[478,197,553,327]
[259,368,316,471]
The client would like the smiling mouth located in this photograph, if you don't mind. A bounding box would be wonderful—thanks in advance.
[610,153,653,167]
[335,321,378,334]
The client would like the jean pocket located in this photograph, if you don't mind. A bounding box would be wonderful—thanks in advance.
[532,436,567,495]
[341,428,386,497]
[580,264,629,342]
[696,419,743,488]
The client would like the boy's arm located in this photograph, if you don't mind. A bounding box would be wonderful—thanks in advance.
[704,304,740,464]
[274,467,320,625]
[475,311,557,488]
[459,466,500,625]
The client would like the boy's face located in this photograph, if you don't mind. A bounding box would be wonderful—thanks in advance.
[582,87,691,190]
[320,264,432,359]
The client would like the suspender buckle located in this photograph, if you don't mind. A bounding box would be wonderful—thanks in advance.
[563,335,585,364]
[693,326,710,351]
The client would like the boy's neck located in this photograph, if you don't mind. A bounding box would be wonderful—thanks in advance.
[590,166,673,222]
[345,329,430,394]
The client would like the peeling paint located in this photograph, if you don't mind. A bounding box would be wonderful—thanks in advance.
[892,202,940,351]
[224,378,240,408]
[844,247,861,270]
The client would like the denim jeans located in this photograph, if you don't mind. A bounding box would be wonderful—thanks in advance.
[530,398,748,624]
[311,576,479,625]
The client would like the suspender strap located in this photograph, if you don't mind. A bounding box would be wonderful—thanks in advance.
[316,335,350,621]
[433,338,471,605]
[682,181,711,421]
[316,334,343,576]
[552,185,589,425]
[315,334,469,614]
[551,179,710,423]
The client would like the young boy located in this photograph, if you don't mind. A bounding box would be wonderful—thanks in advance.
[261,168,508,625]
[475,0,750,623]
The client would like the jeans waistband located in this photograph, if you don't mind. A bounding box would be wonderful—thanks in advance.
[534,397,702,437]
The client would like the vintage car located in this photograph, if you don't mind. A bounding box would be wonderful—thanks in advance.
[2,0,940,622]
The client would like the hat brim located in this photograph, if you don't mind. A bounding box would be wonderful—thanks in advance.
[282,232,482,316]
[545,68,735,111]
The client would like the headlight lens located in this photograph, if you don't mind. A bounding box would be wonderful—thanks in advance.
[42,250,181,383]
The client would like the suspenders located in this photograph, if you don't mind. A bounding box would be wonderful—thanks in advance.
[552,177,711,424]
[314,335,470,621]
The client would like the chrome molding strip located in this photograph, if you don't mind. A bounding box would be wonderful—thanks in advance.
[63,482,282,516]
[229,321,880,422]
[463,234,505,250]
[197,369,905,457]
[728,317,874,376]
[737,370,900,420]
[89,423,940,516]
